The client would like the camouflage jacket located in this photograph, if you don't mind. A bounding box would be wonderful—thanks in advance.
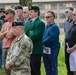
[6,33,33,70]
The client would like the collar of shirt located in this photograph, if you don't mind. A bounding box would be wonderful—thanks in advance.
[47,22,55,27]
[67,19,73,23]
[16,33,25,42]
[24,18,29,22]
[31,17,38,23]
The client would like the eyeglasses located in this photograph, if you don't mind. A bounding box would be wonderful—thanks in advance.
[72,14,76,16]
[22,12,26,14]
[65,11,72,14]
[0,11,5,13]
[65,11,69,13]
[45,16,53,18]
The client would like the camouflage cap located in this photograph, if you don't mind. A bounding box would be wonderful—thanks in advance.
[12,21,24,27]
[15,6,23,10]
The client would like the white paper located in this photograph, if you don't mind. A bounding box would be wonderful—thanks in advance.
[43,47,51,54]
[70,50,76,71]
[66,43,69,48]
[13,45,19,56]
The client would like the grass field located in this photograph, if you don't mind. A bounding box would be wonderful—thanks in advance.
[41,34,67,75]
[0,46,67,75]
[41,46,67,75]
[0,34,67,75]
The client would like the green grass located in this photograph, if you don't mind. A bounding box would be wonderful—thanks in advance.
[0,68,5,73]
[41,46,67,75]
[0,46,67,75]
[0,34,67,75]
[58,47,67,75]
[41,34,67,75]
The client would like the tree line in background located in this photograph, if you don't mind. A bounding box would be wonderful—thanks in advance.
[19,0,32,9]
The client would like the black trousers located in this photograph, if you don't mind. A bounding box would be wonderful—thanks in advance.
[65,42,73,75]
[30,54,42,75]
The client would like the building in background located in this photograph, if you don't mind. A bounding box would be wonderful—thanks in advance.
[0,0,76,33]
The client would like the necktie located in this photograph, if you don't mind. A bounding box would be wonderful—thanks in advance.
[29,20,32,25]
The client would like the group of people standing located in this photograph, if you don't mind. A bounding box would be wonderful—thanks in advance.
[0,4,76,75]
[64,7,76,75]
[0,5,60,75]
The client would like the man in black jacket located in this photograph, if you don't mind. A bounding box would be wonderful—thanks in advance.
[64,7,74,75]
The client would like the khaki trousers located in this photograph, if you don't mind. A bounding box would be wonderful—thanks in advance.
[11,69,31,75]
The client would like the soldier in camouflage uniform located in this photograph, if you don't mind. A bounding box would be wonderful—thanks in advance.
[5,21,33,75]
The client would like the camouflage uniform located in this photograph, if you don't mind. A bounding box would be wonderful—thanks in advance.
[6,33,33,75]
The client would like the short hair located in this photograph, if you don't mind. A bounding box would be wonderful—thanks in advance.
[29,6,40,16]
[23,7,28,10]
[47,11,55,18]
[66,7,74,11]
[6,9,15,16]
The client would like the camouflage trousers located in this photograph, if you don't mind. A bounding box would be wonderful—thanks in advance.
[2,48,11,75]
[11,69,31,75]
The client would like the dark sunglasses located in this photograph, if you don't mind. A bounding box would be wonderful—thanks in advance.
[72,14,76,16]
[0,11,5,13]
[22,12,26,14]
[65,11,69,13]
[45,16,53,18]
